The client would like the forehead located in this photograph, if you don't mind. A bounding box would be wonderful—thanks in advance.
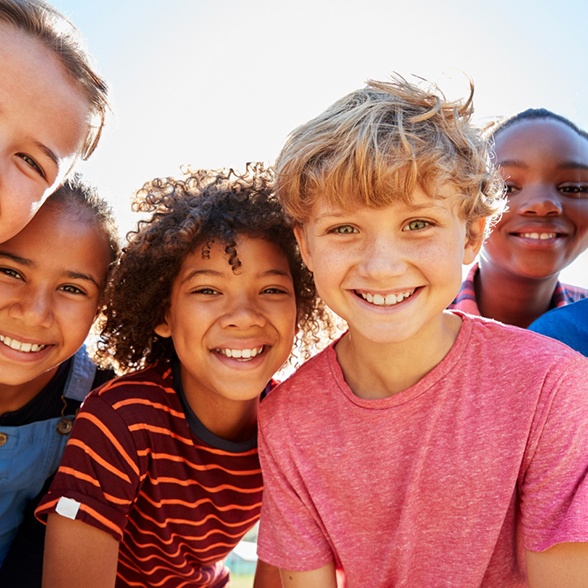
[495,119,588,163]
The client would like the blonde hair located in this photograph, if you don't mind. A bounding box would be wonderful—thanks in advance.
[275,75,505,236]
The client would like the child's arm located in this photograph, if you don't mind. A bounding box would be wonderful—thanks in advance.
[526,543,588,587]
[43,513,119,588]
[253,559,283,587]
[278,562,337,588]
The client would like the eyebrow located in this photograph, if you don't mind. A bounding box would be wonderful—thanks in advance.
[0,252,101,288]
[498,159,588,171]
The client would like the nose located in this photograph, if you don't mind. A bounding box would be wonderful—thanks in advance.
[516,185,563,217]
[358,234,408,280]
[9,287,54,327]
[218,295,267,330]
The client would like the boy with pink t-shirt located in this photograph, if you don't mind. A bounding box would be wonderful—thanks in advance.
[256,77,588,587]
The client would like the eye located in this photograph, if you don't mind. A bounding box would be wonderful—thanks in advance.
[0,267,23,280]
[60,284,86,295]
[17,153,46,180]
[559,183,588,198]
[403,219,430,231]
[192,287,220,295]
[261,287,289,295]
[329,225,357,235]
[504,183,520,195]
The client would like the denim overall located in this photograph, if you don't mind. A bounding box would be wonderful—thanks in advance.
[0,347,96,564]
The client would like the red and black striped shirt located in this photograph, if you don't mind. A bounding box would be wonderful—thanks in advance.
[36,361,265,587]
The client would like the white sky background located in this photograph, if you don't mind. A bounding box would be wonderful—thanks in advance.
[53,0,588,287]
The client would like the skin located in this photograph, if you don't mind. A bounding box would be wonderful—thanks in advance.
[0,24,89,243]
[478,119,588,327]
[0,201,111,415]
[43,236,294,588]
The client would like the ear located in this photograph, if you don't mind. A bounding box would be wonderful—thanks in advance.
[463,217,486,265]
[294,225,314,273]
[154,318,171,339]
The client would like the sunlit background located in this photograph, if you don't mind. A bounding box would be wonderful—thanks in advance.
[53,0,588,286]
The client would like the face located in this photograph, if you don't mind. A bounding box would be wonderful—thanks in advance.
[480,119,588,279]
[295,185,483,348]
[0,202,112,396]
[0,25,90,243]
[155,236,297,407]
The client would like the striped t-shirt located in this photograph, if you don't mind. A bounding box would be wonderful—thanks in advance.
[36,361,264,587]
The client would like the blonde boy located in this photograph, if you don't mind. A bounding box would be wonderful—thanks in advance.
[257,77,588,587]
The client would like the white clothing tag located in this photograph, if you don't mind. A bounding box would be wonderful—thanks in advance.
[55,496,81,520]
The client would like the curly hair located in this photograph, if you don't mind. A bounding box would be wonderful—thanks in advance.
[96,163,332,372]
[275,74,506,239]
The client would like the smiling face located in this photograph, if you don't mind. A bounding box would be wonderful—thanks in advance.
[155,236,297,416]
[295,185,483,350]
[0,25,90,242]
[480,118,588,280]
[0,201,112,407]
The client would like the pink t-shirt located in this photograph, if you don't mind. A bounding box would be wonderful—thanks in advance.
[257,313,588,587]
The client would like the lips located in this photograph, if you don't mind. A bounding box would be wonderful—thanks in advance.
[214,345,265,360]
[356,289,416,307]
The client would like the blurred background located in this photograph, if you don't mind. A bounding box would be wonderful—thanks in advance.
[52,0,588,285]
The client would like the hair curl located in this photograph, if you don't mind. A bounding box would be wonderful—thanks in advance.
[96,163,333,372]
[275,74,506,239]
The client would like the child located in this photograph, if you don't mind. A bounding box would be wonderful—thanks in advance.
[0,0,108,242]
[450,109,588,327]
[255,77,588,586]
[36,164,330,587]
[0,175,119,587]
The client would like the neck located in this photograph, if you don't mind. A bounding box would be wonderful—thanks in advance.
[336,312,462,399]
[0,367,58,416]
[476,264,559,328]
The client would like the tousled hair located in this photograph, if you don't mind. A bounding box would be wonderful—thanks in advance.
[0,0,108,159]
[275,74,505,238]
[96,163,333,372]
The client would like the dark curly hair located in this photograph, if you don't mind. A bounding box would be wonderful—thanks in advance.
[96,163,332,372]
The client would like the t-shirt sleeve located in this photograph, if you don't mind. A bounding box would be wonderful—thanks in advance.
[257,405,335,571]
[520,353,588,551]
[35,394,141,542]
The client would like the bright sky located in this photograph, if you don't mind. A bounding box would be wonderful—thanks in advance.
[53,0,588,286]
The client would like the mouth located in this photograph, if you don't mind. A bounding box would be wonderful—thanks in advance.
[214,345,265,361]
[516,232,558,241]
[356,288,416,307]
[0,334,48,353]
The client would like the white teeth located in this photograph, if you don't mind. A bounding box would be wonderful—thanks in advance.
[217,346,264,360]
[0,334,46,353]
[361,289,415,306]
[520,232,556,240]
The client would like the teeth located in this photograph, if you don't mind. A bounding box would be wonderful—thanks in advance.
[360,289,415,306]
[0,334,46,353]
[520,232,556,240]
[217,346,264,360]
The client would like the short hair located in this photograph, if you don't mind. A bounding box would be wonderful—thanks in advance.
[0,0,109,159]
[45,174,120,290]
[275,74,505,236]
[96,163,332,372]
[487,107,588,144]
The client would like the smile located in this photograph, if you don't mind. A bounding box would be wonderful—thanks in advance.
[518,232,557,240]
[358,289,415,306]
[0,334,47,353]
[215,345,265,360]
